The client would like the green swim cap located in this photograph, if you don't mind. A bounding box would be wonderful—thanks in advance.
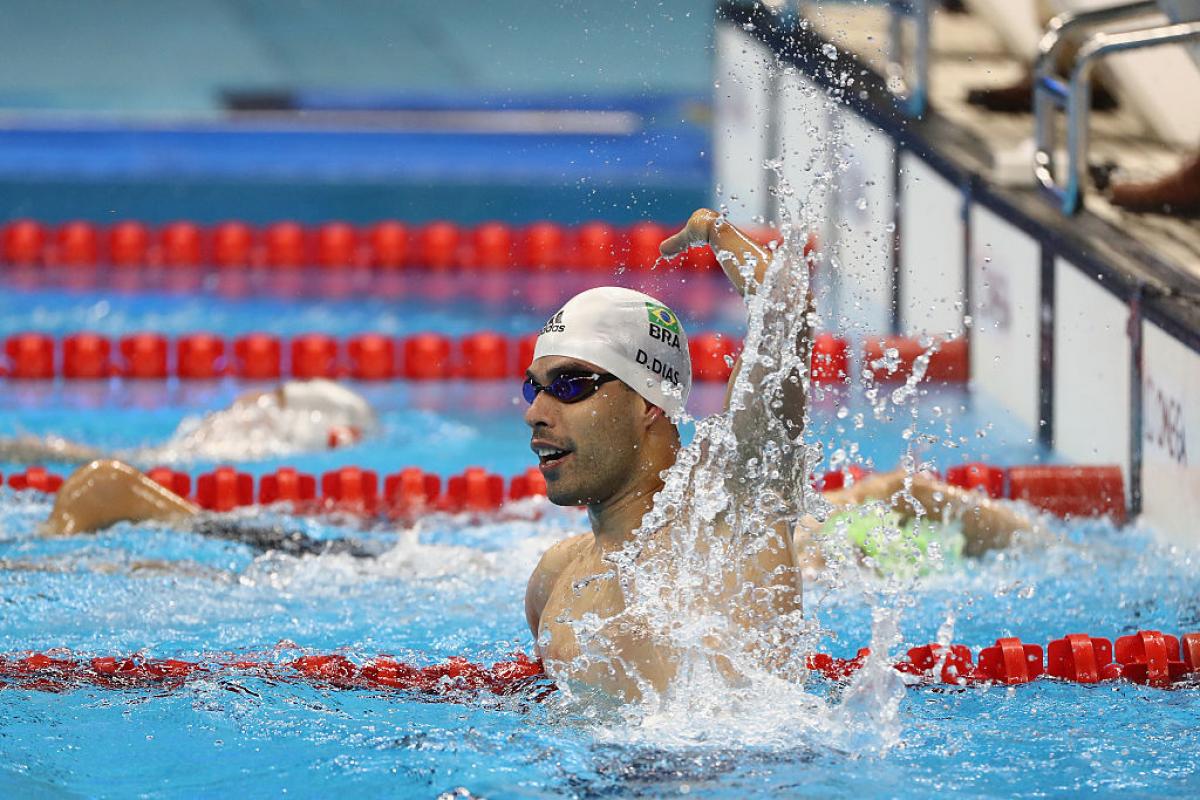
[820,507,963,576]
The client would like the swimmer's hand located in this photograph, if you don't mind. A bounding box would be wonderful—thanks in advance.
[660,209,772,297]
[659,208,721,257]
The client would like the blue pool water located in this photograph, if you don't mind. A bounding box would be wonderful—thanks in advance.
[1,278,1197,798]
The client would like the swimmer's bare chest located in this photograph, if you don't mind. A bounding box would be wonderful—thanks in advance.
[537,543,626,666]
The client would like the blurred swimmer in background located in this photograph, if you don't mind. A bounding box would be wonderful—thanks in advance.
[0,378,375,465]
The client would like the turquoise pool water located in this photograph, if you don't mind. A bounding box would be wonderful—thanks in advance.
[1,278,1197,798]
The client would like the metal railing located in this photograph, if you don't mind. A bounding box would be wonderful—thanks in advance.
[1033,1,1200,214]
[886,0,932,118]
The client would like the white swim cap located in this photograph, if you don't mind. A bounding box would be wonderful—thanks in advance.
[532,286,691,418]
[280,379,376,432]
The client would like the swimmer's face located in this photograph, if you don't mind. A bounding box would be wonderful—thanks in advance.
[524,356,652,507]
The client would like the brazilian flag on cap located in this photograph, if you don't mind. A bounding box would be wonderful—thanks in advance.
[646,302,681,334]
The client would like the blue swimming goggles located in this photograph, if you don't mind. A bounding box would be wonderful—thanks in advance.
[522,371,620,404]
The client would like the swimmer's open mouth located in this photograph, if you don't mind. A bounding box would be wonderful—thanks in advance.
[531,441,572,470]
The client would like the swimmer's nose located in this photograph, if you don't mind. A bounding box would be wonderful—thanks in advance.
[523,389,557,430]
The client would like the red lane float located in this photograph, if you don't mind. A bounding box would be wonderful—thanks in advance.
[810,334,849,384]
[805,630,1200,687]
[460,332,509,379]
[6,466,63,493]
[177,334,225,379]
[315,222,360,269]
[259,467,317,506]
[161,222,205,267]
[575,222,619,271]
[53,222,100,268]
[975,638,1044,684]
[403,334,453,380]
[416,221,460,271]
[471,222,514,270]
[290,334,340,379]
[119,334,169,379]
[147,467,192,499]
[62,333,111,379]
[264,221,308,269]
[1008,465,1126,523]
[322,466,379,512]
[384,467,441,513]
[347,333,395,380]
[942,463,1126,521]
[946,462,1006,499]
[367,221,409,269]
[212,222,254,268]
[509,467,547,501]
[233,334,282,380]
[196,467,255,512]
[520,222,566,270]
[4,333,55,379]
[626,221,671,271]
[862,336,968,383]
[108,222,150,268]
[516,334,538,378]
[689,333,741,382]
[444,467,505,512]
[3,219,47,266]
[0,651,547,698]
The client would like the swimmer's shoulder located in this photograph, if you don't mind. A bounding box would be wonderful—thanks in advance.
[532,532,590,581]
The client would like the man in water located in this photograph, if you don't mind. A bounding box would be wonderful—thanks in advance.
[0,378,375,465]
[23,211,1033,696]
[522,210,1033,699]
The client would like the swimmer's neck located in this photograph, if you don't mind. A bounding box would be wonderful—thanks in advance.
[585,472,666,551]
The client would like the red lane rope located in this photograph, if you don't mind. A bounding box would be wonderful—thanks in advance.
[0,218,817,272]
[0,331,967,384]
[0,462,1128,520]
[2,630,1195,696]
[808,630,1200,688]
[0,651,548,698]
[0,462,1126,520]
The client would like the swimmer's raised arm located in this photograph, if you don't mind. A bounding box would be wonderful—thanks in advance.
[661,209,814,444]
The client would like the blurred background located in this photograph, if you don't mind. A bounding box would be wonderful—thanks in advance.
[0,0,713,222]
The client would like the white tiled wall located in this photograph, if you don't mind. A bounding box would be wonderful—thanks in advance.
[899,153,965,337]
[969,205,1041,430]
[1140,322,1200,546]
[1053,260,1131,490]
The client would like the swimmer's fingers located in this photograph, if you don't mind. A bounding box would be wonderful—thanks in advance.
[659,208,719,257]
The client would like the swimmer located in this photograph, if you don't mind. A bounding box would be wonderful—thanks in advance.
[0,378,375,465]
[35,458,379,557]
[523,209,1039,699]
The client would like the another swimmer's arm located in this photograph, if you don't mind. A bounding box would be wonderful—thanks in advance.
[42,460,199,536]
[904,477,1038,557]
[0,435,107,466]
[833,469,1039,557]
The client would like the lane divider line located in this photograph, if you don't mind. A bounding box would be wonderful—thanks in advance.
[1,331,968,384]
[2,629,1195,697]
[2,462,1127,521]
[1,218,816,273]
